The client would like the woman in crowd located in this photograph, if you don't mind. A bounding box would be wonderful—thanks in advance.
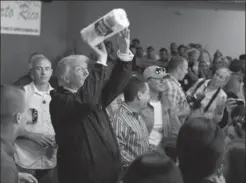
[223,139,245,183]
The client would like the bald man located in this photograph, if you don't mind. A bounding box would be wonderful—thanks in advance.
[14,56,57,181]
[50,29,133,183]
[1,85,38,183]
[14,53,58,89]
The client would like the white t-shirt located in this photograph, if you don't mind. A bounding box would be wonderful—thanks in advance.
[149,101,163,146]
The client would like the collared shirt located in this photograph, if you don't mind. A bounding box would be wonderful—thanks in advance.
[1,139,18,183]
[106,94,125,120]
[161,74,190,124]
[112,103,149,168]
[14,82,57,169]
[63,86,77,93]
[187,79,227,123]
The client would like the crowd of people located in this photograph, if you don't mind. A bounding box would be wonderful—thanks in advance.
[1,25,245,183]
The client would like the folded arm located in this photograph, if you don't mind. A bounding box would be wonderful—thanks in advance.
[102,51,133,107]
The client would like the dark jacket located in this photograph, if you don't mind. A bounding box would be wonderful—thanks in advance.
[50,59,132,183]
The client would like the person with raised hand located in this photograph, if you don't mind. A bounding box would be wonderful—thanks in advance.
[50,28,133,183]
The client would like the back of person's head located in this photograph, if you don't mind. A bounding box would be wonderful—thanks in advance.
[167,56,186,73]
[229,59,243,73]
[177,117,225,183]
[178,45,186,51]
[123,76,147,102]
[0,84,26,125]
[158,137,178,163]
[223,139,245,183]
[147,46,154,52]
[239,54,246,61]
[122,151,183,183]
[159,48,168,53]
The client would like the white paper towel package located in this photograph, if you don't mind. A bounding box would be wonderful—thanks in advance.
[81,9,130,46]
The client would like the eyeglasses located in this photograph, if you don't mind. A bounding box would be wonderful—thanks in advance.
[155,67,166,74]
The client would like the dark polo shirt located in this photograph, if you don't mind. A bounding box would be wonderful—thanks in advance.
[1,139,18,183]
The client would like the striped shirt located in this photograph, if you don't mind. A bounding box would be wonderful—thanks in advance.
[112,103,149,168]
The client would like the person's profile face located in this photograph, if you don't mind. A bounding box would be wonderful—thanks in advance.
[32,59,53,85]
[70,62,89,89]
[139,84,150,108]
[16,96,33,128]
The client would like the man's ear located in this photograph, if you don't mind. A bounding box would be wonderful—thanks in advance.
[137,91,142,100]
[30,69,34,77]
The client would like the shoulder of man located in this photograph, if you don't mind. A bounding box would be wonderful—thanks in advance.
[1,152,18,183]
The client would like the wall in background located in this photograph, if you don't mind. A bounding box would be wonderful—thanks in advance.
[1,1,245,84]
[1,1,69,84]
[67,1,245,59]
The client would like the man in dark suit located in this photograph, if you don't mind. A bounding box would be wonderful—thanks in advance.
[49,28,133,183]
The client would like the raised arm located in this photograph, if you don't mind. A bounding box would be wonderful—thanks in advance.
[102,28,134,107]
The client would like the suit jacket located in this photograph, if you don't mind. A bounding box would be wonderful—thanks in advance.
[50,59,132,183]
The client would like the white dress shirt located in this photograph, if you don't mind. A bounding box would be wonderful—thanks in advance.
[14,82,57,169]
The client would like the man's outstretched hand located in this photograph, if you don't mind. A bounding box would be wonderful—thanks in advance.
[117,28,130,54]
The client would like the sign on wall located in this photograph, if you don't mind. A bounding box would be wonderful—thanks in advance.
[1,1,42,36]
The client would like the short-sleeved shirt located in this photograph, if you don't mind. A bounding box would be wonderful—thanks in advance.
[1,139,18,183]
[14,82,57,169]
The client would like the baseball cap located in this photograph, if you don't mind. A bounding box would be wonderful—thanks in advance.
[143,65,167,80]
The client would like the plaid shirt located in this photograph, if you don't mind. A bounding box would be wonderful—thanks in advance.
[161,74,190,124]
[112,103,149,168]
